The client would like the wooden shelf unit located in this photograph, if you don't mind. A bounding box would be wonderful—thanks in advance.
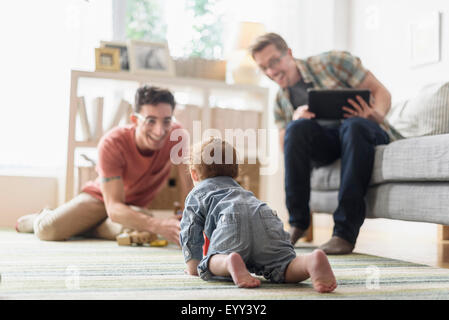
[66,69,270,202]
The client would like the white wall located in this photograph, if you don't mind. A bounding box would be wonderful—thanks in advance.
[295,0,350,56]
[0,176,58,228]
[349,0,449,102]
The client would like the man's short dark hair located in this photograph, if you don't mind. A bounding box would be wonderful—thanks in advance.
[134,85,176,113]
[249,32,289,59]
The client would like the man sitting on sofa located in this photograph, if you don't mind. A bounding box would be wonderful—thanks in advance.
[16,85,193,245]
[250,33,392,254]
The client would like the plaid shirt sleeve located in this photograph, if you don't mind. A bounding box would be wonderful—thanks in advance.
[326,51,368,88]
[274,91,288,130]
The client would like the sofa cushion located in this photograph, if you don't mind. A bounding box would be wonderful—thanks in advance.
[365,183,449,224]
[311,133,449,191]
[310,160,341,191]
[386,82,449,138]
[310,183,449,225]
[379,133,449,183]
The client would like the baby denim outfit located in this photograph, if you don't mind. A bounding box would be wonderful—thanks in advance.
[180,176,296,283]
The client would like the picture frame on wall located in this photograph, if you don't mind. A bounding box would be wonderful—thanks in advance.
[100,41,129,71]
[410,11,441,67]
[128,40,175,76]
[95,47,121,72]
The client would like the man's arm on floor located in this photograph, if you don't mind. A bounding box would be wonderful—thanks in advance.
[100,177,180,244]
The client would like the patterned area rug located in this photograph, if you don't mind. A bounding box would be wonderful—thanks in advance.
[1,228,449,300]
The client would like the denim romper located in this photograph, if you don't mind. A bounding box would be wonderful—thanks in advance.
[180,176,296,283]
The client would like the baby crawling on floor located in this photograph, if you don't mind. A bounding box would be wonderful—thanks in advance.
[180,138,337,293]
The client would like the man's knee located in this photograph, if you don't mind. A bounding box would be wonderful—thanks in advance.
[285,119,318,143]
[34,224,64,241]
[34,215,66,241]
[340,117,371,131]
[339,117,373,141]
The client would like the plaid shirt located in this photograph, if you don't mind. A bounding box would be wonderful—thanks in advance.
[274,50,368,130]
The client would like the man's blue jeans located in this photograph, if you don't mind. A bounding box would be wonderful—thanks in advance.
[283,117,390,244]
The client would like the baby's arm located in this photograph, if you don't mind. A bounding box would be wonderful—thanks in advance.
[180,193,205,275]
[185,259,200,276]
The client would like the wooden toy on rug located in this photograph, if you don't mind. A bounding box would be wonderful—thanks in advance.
[117,202,185,247]
[116,229,168,247]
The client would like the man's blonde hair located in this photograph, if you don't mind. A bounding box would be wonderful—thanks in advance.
[249,32,289,59]
[189,137,239,180]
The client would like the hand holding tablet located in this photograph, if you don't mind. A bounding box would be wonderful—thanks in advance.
[292,105,315,121]
[342,94,385,124]
[307,89,371,120]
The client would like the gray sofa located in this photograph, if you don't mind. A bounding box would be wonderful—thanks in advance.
[309,82,449,229]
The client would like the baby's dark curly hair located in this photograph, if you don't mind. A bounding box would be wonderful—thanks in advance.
[134,85,176,113]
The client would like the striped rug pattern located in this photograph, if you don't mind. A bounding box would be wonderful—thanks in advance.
[1,229,449,300]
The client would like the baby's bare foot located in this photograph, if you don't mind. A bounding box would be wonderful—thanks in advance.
[226,252,261,288]
[308,249,337,293]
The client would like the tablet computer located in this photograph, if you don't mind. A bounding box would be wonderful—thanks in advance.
[308,89,370,120]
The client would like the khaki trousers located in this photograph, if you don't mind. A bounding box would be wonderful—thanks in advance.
[33,192,150,241]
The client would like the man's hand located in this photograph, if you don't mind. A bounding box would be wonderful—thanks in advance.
[152,216,181,246]
[351,70,391,124]
[101,177,182,245]
[342,95,384,124]
[292,105,315,121]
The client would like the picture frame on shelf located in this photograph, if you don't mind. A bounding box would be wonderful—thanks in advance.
[128,40,175,76]
[95,47,121,72]
[100,41,129,71]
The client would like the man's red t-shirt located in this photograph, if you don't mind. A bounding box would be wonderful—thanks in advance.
[82,123,184,207]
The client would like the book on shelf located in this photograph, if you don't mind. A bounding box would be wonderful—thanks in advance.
[90,97,104,142]
[106,99,132,132]
[76,97,91,141]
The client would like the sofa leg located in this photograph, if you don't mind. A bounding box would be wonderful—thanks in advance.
[437,225,449,267]
[438,225,449,241]
[301,211,314,243]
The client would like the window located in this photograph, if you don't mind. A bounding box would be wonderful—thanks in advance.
[125,0,225,59]
[118,0,305,60]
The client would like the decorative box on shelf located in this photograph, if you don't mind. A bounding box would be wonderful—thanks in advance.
[174,58,226,81]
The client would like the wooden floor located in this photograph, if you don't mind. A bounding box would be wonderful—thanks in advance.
[306,214,449,269]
